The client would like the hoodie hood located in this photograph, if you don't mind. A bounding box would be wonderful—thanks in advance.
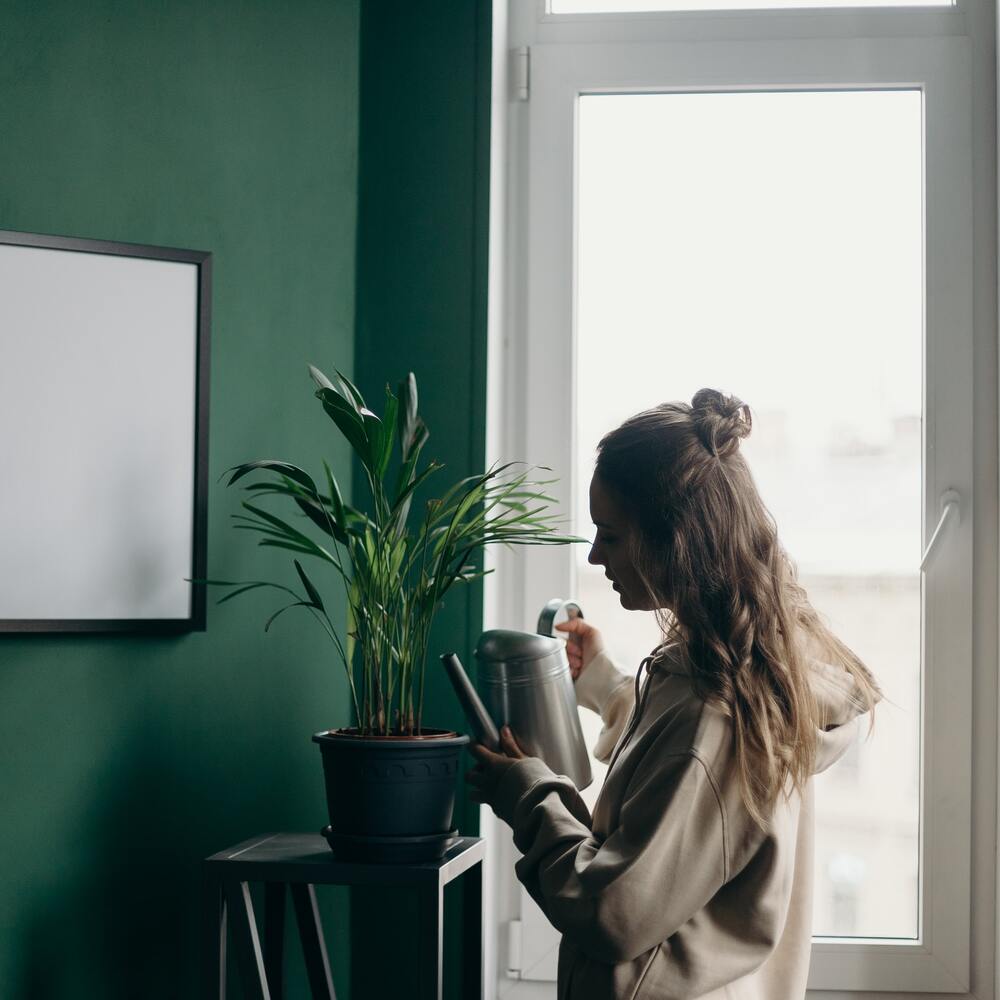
[807,654,876,774]
[647,638,876,775]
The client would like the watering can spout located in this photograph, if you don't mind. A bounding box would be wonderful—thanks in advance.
[440,652,500,752]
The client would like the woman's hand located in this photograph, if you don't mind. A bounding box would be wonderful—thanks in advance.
[555,617,605,681]
[465,725,527,807]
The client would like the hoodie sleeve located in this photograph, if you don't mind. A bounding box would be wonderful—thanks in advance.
[573,649,637,763]
[493,728,730,965]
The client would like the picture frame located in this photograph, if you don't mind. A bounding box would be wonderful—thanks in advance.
[0,229,211,632]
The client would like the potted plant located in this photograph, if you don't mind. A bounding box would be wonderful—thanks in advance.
[213,365,580,861]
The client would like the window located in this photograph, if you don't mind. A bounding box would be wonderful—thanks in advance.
[551,0,953,12]
[574,87,923,940]
[483,0,987,997]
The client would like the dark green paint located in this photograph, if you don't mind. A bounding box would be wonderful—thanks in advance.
[351,2,492,998]
[0,0,493,995]
[0,1,360,997]
[354,0,491,825]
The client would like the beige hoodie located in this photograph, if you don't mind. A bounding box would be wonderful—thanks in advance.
[493,640,872,1000]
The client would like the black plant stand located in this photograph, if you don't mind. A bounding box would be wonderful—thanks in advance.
[203,832,485,1000]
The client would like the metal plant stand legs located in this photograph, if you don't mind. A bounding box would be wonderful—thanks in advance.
[202,833,485,1000]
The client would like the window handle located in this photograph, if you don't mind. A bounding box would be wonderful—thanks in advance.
[920,489,961,571]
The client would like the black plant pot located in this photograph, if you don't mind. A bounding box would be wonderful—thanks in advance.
[312,728,470,863]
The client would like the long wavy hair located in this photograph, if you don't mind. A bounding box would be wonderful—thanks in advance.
[595,388,881,827]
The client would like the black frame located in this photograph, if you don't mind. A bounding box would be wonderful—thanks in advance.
[0,229,211,633]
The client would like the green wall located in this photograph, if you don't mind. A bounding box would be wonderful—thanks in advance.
[354,0,491,822]
[351,1,492,998]
[0,1,493,996]
[0,1,361,997]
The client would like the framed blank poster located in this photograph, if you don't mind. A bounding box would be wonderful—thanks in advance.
[0,230,211,632]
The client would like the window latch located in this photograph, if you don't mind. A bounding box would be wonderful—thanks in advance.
[920,489,961,571]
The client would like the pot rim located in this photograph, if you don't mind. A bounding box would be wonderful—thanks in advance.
[312,727,469,745]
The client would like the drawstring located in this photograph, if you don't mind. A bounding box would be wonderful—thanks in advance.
[607,652,657,773]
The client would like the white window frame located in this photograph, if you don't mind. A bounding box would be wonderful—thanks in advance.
[482,1,995,998]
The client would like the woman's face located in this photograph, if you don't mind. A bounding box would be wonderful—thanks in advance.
[588,474,659,612]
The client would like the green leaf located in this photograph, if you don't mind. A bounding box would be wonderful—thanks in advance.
[396,372,419,458]
[346,581,360,665]
[232,522,295,541]
[333,368,367,411]
[216,582,280,604]
[225,460,317,493]
[264,600,317,632]
[239,480,297,494]
[294,559,325,611]
[308,364,335,391]
[257,539,319,556]
[359,409,385,479]
[408,419,429,463]
[379,385,399,480]
[316,388,371,467]
[291,492,348,543]
[258,539,345,574]
[432,462,508,517]
[448,487,484,530]
[204,579,304,605]
[389,537,407,579]
[389,460,442,534]
[323,460,346,524]
[241,501,316,547]
[392,428,429,509]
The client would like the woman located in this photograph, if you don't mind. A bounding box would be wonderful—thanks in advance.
[467,388,882,1000]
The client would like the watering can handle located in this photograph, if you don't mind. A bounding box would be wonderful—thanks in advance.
[537,598,584,637]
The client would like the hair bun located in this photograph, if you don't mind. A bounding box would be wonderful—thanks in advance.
[690,388,752,457]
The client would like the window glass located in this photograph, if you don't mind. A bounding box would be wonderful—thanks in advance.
[574,90,921,938]
[552,0,950,12]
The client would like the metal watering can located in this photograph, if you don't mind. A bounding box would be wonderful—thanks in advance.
[442,599,592,790]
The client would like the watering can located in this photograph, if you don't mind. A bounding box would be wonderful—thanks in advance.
[442,599,592,790]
